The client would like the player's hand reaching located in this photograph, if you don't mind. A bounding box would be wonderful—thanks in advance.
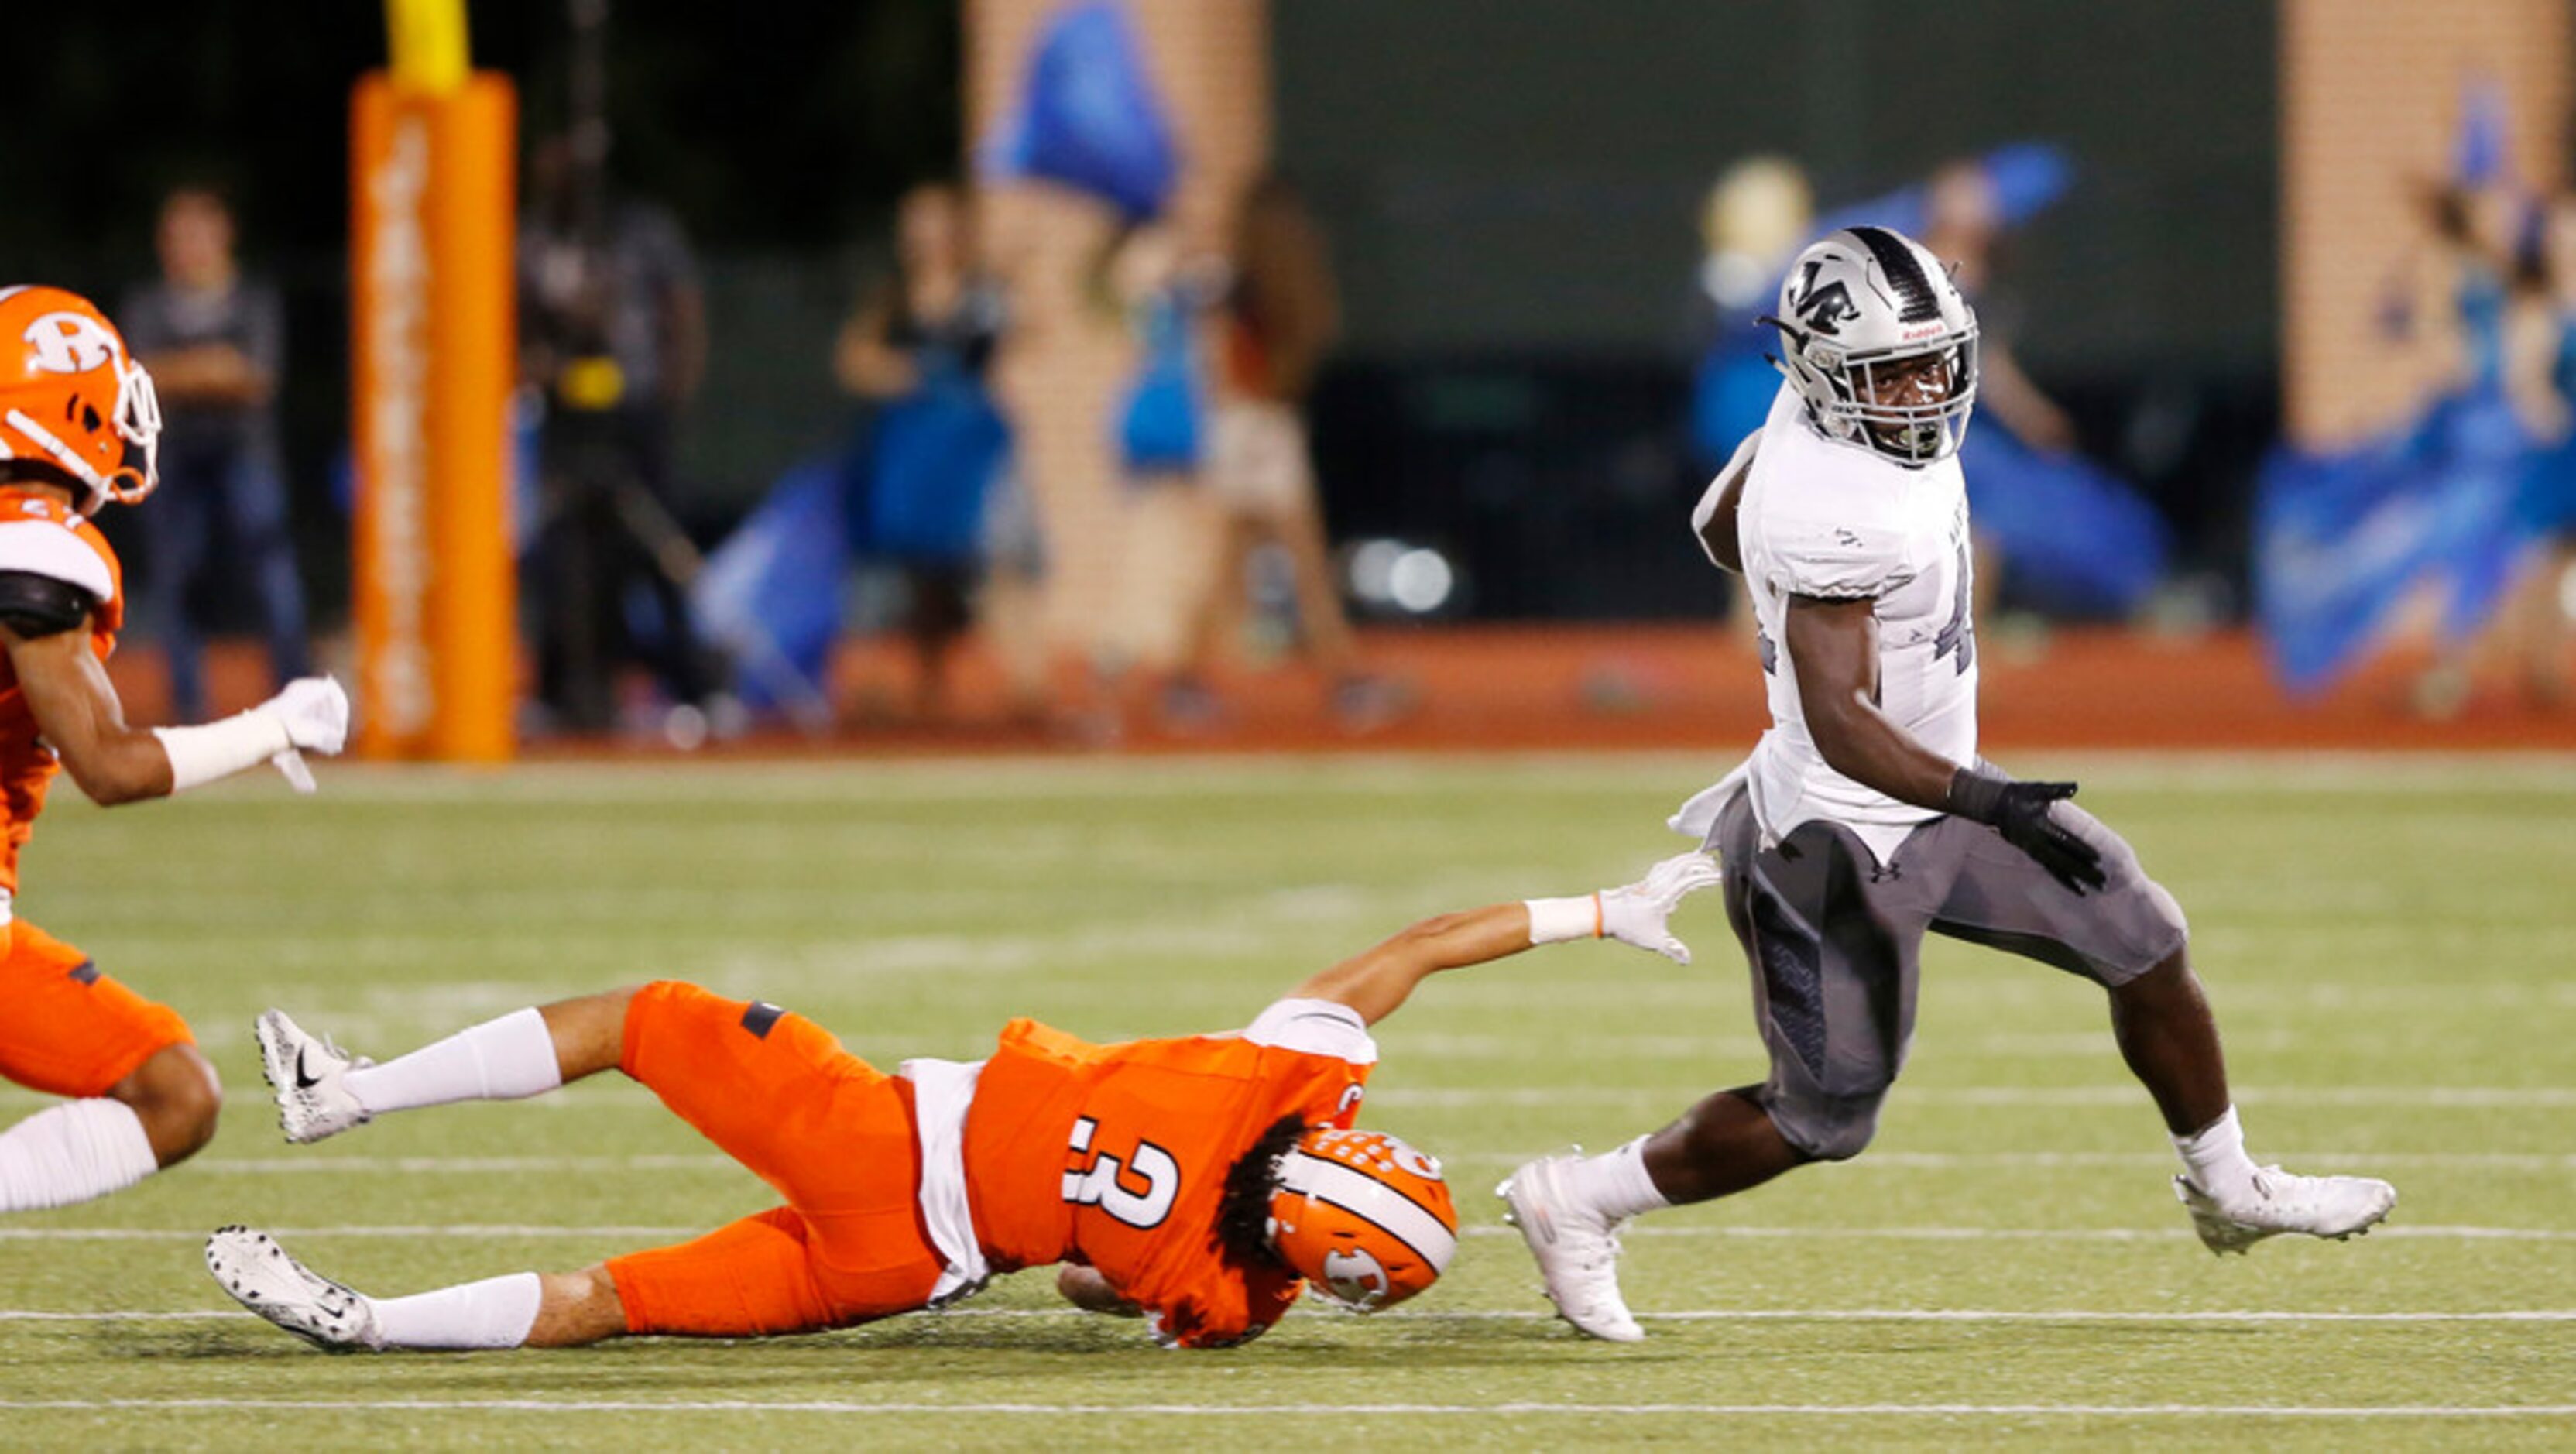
[1597,852,1725,964]
[257,676,350,794]
[1945,770,2107,896]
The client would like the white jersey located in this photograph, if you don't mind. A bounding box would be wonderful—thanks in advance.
[1697,383,1979,863]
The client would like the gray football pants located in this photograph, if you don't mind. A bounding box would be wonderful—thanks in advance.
[1710,786,2189,1161]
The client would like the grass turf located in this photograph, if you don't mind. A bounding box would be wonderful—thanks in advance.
[0,753,2570,1449]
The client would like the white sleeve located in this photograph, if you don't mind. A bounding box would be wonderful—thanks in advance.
[0,520,113,602]
[1765,518,1912,602]
[1241,998,1378,1066]
[1689,430,1762,569]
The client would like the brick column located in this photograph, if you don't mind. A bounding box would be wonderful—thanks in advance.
[966,0,1270,654]
[2281,0,2567,446]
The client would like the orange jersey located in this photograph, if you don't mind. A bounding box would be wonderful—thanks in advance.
[0,489,122,899]
[960,1004,1374,1347]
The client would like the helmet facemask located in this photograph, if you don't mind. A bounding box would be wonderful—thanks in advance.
[1764,226,1983,468]
[105,353,163,508]
[1813,326,1980,466]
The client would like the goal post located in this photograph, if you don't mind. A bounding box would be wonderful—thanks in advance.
[351,0,518,762]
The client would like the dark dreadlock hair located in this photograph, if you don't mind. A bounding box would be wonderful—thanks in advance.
[1212,1113,1309,1269]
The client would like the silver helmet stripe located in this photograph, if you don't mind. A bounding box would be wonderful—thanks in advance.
[1844,225,1942,324]
[1276,1151,1457,1271]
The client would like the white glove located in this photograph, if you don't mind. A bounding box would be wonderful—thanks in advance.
[1597,852,1724,963]
[262,676,349,794]
[156,675,351,796]
[1525,851,1724,964]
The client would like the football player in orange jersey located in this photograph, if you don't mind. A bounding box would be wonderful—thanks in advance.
[0,286,349,1212]
[206,852,1721,1352]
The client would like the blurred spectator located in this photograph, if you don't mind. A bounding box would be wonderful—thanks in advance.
[1689,156,1816,475]
[519,135,721,738]
[118,186,311,722]
[1089,208,1227,733]
[1181,173,1401,730]
[1927,157,2170,624]
[2512,199,2576,701]
[1923,162,2079,454]
[2255,156,2561,705]
[835,182,1020,724]
[2406,180,2573,714]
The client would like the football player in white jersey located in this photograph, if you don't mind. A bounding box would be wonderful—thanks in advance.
[1499,227,2397,1343]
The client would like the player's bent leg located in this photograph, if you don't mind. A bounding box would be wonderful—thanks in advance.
[1641,1085,1813,1200]
[1932,809,2399,1255]
[607,1207,842,1338]
[538,986,643,1080]
[617,981,900,1201]
[208,1226,561,1352]
[2118,955,2397,1255]
[528,1266,628,1347]
[0,928,207,1209]
[2108,948,2231,1137]
[261,989,629,1144]
[105,1042,222,1167]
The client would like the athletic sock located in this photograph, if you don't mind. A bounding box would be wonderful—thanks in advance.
[346,1007,563,1116]
[0,1098,160,1212]
[1562,1136,1672,1223]
[2173,1104,2260,1205]
[365,1271,544,1351]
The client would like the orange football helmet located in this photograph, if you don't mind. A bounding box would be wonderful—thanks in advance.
[0,286,161,512]
[1268,1127,1459,1312]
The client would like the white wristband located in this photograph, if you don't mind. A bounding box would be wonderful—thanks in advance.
[1525,895,1602,946]
[153,709,292,793]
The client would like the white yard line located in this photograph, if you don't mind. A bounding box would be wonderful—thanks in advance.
[26,1082,2564,1113]
[1367,1085,2576,1109]
[172,1149,2576,1175]
[3,1223,2564,1243]
[275,751,2576,807]
[187,1155,736,1175]
[0,1397,2570,1418]
[9,1307,2575,1325]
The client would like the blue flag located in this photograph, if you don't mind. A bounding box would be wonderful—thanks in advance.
[982,1,1178,221]
[1960,424,2170,619]
[691,458,846,722]
[861,365,1010,564]
[2253,408,2538,694]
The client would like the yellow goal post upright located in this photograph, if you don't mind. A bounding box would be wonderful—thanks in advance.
[351,0,517,762]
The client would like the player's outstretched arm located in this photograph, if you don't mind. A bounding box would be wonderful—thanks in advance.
[1288,854,1723,1026]
[5,616,349,804]
[2,622,173,804]
[1786,595,2104,893]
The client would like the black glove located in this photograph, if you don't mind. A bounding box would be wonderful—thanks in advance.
[1945,770,2108,896]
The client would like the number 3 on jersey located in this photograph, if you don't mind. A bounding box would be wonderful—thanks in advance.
[1062,1116,1179,1229]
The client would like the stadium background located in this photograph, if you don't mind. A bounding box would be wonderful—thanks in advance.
[12,2,2539,627]
[2,1,2572,1446]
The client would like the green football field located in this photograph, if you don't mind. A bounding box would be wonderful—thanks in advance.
[1,753,2571,1450]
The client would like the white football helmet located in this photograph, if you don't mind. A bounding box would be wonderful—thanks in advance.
[1763,225,1979,468]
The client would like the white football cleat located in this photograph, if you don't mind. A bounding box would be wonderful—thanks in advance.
[2174,1166,2399,1255]
[1498,1153,1644,1343]
[254,1008,373,1144]
[205,1226,381,1351]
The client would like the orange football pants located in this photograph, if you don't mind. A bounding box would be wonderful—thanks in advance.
[0,921,192,1098]
[603,981,948,1336]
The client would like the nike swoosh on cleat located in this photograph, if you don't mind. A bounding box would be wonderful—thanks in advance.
[293,1048,323,1091]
